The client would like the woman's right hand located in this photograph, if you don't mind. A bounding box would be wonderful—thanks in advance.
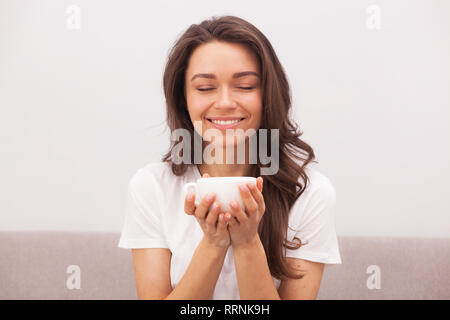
[184,173,232,249]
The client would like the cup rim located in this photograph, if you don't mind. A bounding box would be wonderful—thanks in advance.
[198,176,256,182]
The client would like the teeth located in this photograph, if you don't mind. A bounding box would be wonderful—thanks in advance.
[211,119,241,125]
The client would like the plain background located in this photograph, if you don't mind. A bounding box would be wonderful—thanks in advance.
[1,0,449,238]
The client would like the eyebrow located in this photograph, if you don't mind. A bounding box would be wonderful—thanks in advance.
[191,71,260,81]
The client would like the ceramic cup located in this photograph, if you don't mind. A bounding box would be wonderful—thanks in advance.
[182,176,257,213]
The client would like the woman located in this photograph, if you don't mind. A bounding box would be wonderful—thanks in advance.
[118,15,341,300]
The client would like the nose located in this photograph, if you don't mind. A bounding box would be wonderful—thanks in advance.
[215,86,237,110]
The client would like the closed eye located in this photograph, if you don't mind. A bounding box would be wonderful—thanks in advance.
[197,87,254,92]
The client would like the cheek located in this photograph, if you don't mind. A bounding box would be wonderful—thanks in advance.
[186,96,208,120]
[247,90,262,109]
[186,100,210,137]
[247,99,263,125]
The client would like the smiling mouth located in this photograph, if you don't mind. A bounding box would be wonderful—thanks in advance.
[206,118,246,125]
[205,117,247,129]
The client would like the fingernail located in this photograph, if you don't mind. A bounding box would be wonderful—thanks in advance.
[213,202,219,210]
[231,201,238,209]
[247,183,255,190]
[239,184,248,192]
[187,193,193,201]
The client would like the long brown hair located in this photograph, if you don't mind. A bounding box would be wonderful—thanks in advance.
[161,15,316,281]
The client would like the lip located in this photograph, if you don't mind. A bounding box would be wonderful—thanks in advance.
[206,116,246,121]
[206,117,247,129]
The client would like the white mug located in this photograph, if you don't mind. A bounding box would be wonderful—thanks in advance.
[182,176,257,213]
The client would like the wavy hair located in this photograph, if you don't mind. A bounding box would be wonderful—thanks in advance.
[161,15,316,280]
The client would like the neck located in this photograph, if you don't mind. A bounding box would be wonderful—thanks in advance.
[197,163,253,177]
[197,139,254,177]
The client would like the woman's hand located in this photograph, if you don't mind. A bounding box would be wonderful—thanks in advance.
[184,173,232,249]
[227,177,265,249]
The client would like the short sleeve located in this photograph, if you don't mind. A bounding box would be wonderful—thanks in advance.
[285,172,342,264]
[118,168,169,249]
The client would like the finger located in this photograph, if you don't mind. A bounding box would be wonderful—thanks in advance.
[205,201,221,230]
[195,192,215,220]
[184,192,196,215]
[202,173,210,178]
[230,200,248,224]
[246,182,266,215]
[216,213,228,233]
[238,184,259,216]
[226,212,238,228]
[257,177,263,192]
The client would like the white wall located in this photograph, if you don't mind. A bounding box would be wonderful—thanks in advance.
[1,0,449,237]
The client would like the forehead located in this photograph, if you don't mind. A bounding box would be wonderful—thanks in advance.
[186,41,260,77]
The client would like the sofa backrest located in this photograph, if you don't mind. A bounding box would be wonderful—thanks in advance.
[0,232,449,299]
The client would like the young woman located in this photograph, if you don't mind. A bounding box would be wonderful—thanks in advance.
[118,15,341,300]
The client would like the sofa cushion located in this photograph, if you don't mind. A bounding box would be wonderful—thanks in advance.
[0,232,449,299]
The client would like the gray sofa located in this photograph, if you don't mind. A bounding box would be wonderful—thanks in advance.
[1,232,449,299]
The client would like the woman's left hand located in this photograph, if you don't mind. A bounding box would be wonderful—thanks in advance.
[226,177,265,249]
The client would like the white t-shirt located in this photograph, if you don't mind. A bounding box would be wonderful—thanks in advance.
[118,161,342,300]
